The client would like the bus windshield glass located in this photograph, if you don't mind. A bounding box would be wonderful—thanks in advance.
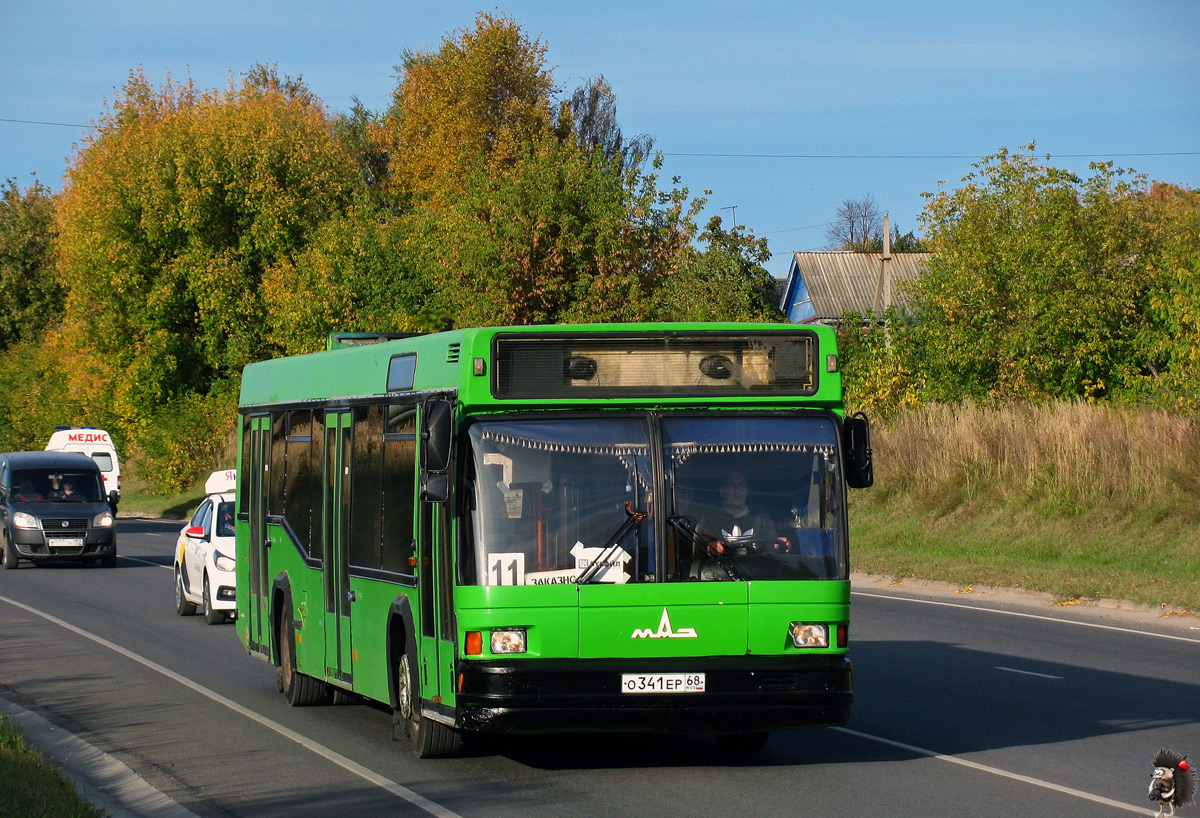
[463,414,846,585]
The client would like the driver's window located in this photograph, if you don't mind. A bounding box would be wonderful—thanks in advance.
[198,501,213,538]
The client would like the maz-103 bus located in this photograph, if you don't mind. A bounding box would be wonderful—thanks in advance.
[234,323,873,757]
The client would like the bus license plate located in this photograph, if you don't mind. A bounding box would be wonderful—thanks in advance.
[621,673,706,694]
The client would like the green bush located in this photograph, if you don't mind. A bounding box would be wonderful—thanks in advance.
[132,391,238,494]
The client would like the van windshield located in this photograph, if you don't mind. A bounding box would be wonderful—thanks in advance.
[12,470,105,503]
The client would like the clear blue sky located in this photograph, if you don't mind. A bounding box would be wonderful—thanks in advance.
[2,0,1197,280]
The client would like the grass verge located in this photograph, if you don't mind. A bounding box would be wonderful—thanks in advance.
[0,716,107,818]
[851,494,1200,613]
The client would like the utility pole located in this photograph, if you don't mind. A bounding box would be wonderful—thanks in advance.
[720,205,737,227]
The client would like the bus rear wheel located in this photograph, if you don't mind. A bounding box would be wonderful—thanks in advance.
[393,650,461,758]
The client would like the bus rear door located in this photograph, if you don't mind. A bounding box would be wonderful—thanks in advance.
[245,414,271,654]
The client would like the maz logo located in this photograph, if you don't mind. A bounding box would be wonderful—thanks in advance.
[632,608,697,639]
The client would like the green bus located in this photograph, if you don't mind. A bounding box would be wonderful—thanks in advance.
[234,323,872,757]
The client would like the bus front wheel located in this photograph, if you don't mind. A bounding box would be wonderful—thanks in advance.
[393,649,461,758]
[278,601,329,706]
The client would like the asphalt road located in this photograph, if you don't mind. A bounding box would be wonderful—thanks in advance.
[1,517,1196,818]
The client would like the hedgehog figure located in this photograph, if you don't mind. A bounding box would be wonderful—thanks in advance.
[1149,749,1196,818]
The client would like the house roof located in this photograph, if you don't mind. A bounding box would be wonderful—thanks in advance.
[780,251,931,323]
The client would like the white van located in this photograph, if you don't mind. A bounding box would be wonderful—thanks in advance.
[45,427,121,502]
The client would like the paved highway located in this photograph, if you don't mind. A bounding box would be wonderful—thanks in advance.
[1,518,1195,817]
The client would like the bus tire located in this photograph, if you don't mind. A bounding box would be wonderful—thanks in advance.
[278,605,329,707]
[393,648,461,758]
[175,570,197,615]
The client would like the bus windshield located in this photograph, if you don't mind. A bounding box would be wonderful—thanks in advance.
[464,414,846,585]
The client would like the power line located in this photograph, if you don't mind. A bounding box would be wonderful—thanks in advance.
[666,151,1200,160]
[761,222,830,236]
[0,117,92,128]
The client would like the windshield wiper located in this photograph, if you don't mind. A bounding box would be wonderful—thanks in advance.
[576,502,646,585]
[668,515,745,581]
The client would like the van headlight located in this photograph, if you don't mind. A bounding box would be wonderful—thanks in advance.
[92,511,114,528]
[213,551,236,572]
[13,512,40,530]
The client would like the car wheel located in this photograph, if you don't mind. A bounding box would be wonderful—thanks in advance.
[2,535,17,570]
[203,574,225,625]
[393,644,461,758]
[175,570,197,615]
[101,548,116,568]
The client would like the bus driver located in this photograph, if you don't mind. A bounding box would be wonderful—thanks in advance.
[697,470,791,556]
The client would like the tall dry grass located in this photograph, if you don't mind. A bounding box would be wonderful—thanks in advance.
[869,400,1200,510]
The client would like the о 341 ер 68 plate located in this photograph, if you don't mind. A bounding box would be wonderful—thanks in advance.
[621,673,707,693]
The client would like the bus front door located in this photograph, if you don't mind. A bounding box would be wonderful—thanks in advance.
[416,399,456,717]
[323,410,353,684]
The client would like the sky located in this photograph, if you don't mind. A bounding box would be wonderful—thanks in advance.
[2,0,1197,280]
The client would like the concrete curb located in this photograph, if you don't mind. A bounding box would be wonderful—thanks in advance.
[850,571,1200,629]
[0,696,200,818]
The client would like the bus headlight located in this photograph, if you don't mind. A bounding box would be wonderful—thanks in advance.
[13,512,39,530]
[213,551,236,572]
[490,629,527,654]
[789,622,829,648]
[92,511,114,528]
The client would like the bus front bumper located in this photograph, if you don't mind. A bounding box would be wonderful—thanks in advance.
[453,655,851,735]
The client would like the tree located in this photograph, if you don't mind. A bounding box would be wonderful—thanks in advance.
[0,178,62,350]
[654,217,785,322]
[1133,182,1200,410]
[826,194,882,250]
[911,144,1158,402]
[560,76,653,172]
[376,13,556,202]
[53,67,360,484]
[403,138,704,326]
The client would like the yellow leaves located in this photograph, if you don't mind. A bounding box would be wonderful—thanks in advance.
[379,12,556,203]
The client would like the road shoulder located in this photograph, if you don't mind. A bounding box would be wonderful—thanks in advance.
[0,696,200,818]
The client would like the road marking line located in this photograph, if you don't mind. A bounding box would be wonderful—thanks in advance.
[995,666,1063,679]
[852,590,1200,644]
[121,556,170,569]
[0,594,463,818]
[832,726,1150,815]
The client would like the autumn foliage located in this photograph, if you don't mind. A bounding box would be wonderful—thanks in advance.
[0,15,782,489]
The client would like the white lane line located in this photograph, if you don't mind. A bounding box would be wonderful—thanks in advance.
[121,556,170,569]
[995,666,1063,679]
[852,590,1200,644]
[832,726,1151,815]
[0,594,464,818]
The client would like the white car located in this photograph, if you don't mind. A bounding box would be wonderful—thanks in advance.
[173,470,237,625]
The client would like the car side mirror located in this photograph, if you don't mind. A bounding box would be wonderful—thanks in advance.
[185,525,205,538]
[108,490,119,511]
[843,412,874,489]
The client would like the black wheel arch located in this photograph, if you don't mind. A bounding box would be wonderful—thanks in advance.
[271,572,293,668]
[386,593,417,709]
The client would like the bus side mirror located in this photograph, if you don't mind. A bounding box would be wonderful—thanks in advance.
[843,412,874,489]
[420,398,453,503]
